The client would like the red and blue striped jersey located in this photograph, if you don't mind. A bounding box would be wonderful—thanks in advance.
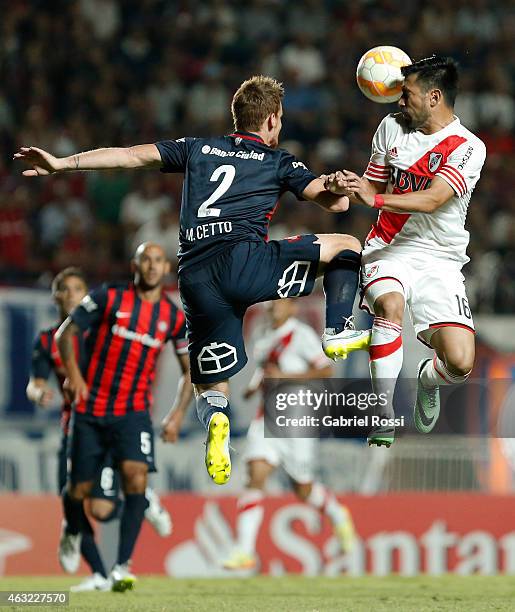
[71,283,188,417]
[30,324,82,434]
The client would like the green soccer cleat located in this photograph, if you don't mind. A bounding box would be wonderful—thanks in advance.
[205,412,231,485]
[414,358,441,434]
[367,425,395,448]
[110,563,136,593]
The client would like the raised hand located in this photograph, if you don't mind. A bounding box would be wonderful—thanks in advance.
[13,146,64,176]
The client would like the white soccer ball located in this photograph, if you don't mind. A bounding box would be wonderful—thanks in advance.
[356,46,412,104]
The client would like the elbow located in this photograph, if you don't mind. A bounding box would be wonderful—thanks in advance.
[425,198,441,214]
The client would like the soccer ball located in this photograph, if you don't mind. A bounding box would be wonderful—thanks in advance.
[356,46,412,104]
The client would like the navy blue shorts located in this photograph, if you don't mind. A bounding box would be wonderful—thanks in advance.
[59,433,121,500]
[69,412,156,486]
[179,236,320,384]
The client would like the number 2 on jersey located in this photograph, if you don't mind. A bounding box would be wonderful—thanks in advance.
[198,165,236,218]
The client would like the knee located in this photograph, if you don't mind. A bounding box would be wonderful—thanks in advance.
[292,482,312,502]
[337,234,362,254]
[444,348,475,377]
[121,466,148,495]
[374,294,404,326]
[89,500,116,522]
[68,481,92,501]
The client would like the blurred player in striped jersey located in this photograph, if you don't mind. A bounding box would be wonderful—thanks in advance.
[326,56,486,446]
[223,299,355,570]
[27,267,176,591]
[54,244,192,592]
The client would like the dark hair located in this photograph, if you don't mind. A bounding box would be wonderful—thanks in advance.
[51,267,87,294]
[401,56,459,107]
[231,75,284,131]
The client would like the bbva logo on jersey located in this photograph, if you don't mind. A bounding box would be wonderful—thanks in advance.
[428,152,443,173]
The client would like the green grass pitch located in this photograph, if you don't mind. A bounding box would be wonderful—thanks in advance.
[1,576,514,611]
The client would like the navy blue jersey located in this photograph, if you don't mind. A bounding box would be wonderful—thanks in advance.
[156,131,317,270]
[71,283,188,417]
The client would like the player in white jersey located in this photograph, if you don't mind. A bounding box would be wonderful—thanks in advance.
[223,299,355,570]
[325,56,486,446]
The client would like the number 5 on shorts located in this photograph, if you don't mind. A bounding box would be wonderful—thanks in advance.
[140,431,152,455]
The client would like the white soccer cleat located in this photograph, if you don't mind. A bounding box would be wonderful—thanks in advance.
[322,317,371,361]
[58,522,81,574]
[334,506,356,554]
[109,562,137,593]
[222,549,258,571]
[70,573,110,592]
[144,487,173,537]
[205,412,231,485]
[414,358,441,433]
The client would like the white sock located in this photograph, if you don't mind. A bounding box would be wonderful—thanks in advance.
[236,489,264,556]
[369,317,403,417]
[420,355,471,388]
[305,482,346,527]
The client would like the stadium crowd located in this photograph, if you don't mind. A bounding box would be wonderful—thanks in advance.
[0,0,513,312]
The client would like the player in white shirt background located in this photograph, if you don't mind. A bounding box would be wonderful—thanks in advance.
[223,299,355,571]
[325,56,486,446]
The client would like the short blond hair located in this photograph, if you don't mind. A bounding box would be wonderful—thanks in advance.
[231,75,284,132]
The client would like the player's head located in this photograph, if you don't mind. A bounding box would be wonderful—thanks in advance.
[399,56,459,129]
[51,267,88,319]
[231,75,284,148]
[265,299,297,328]
[132,242,170,291]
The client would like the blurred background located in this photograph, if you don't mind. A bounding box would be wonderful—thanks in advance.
[0,0,514,577]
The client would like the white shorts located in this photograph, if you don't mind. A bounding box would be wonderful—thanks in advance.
[243,417,315,484]
[360,251,475,346]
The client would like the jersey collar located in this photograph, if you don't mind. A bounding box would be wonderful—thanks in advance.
[229,131,265,144]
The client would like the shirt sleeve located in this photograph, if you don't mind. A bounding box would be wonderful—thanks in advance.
[435,139,487,197]
[277,150,318,198]
[155,137,195,173]
[30,334,53,379]
[71,285,109,331]
[168,308,189,355]
[363,115,392,183]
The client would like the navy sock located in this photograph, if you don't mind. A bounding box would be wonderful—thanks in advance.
[196,391,230,431]
[323,249,361,332]
[117,493,147,565]
[62,490,84,535]
[81,532,107,577]
[62,490,106,576]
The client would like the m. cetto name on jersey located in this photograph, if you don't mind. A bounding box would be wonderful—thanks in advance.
[111,324,162,348]
[201,144,265,161]
[391,167,432,193]
[185,221,233,242]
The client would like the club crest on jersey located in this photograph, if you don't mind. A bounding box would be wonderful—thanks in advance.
[428,152,443,173]
[364,264,379,280]
[235,137,242,145]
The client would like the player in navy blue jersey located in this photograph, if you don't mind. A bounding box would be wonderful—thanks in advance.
[54,243,192,591]
[15,75,371,487]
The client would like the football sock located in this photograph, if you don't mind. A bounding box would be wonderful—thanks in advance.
[420,355,471,388]
[62,490,84,535]
[62,490,106,576]
[236,489,264,556]
[369,317,403,419]
[196,391,230,431]
[323,249,361,333]
[305,482,347,527]
[81,533,107,577]
[117,493,147,565]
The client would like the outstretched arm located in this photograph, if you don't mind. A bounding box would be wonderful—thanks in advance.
[13,144,162,176]
[302,177,350,213]
[326,171,454,213]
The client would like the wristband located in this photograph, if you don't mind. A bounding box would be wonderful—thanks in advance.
[374,194,385,209]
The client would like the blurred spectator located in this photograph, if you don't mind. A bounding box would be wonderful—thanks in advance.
[1,0,513,310]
